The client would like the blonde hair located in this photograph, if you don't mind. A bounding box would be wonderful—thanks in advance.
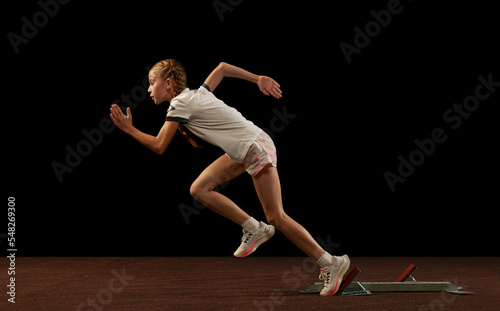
[150,59,187,97]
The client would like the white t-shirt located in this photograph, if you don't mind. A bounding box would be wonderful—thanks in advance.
[165,85,262,163]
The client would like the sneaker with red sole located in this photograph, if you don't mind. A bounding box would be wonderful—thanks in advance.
[319,255,350,296]
[233,222,274,257]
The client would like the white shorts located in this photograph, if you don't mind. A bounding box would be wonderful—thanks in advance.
[227,131,277,176]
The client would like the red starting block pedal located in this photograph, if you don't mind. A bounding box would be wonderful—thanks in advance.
[395,264,418,282]
[335,267,361,296]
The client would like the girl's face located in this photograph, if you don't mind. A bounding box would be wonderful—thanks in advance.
[148,72,174,105]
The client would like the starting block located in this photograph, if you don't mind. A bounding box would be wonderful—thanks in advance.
[300,264,474,296]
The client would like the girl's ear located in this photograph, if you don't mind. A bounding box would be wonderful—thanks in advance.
[164,77,173,89]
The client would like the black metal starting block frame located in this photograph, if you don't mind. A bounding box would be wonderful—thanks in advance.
[300,264,474,296]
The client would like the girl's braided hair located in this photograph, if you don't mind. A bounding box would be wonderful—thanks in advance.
[150,59,187,97]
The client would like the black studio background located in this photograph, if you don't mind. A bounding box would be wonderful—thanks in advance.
[4,0,499,257]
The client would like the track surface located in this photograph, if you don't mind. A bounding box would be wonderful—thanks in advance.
[1,257,498,310]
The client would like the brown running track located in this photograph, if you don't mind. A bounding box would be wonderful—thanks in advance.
[1,257,499,311]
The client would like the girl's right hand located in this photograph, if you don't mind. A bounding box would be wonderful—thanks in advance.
[257,76,282,99]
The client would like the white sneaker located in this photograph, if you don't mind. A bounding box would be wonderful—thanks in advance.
[233,222,274,257]
[319,255,350,296]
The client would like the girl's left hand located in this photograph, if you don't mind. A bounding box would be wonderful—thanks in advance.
[258,76,282,99]
[110,104,133,133]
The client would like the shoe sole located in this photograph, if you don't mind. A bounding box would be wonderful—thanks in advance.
[321,255,351,296]
[234,225,275,258]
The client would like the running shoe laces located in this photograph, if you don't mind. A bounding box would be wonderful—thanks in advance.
[241,228,254,243]
[319,267,332,284]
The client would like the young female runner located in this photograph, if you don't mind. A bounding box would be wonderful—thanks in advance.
[110,59,350,296]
